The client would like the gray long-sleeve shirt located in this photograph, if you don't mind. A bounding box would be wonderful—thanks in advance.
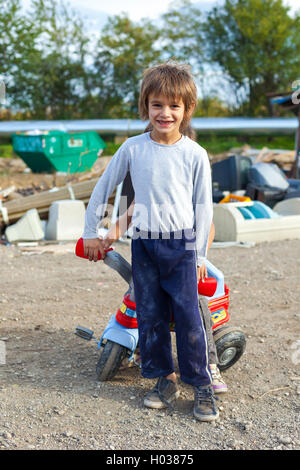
[82,132,213,265]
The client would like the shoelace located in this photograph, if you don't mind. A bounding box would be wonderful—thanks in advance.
[211,368,226,384]
[195,386,219,411]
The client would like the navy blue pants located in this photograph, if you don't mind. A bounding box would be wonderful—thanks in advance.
[131,230,212,387]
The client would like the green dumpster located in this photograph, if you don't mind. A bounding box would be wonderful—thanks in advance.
[12,130,106,174]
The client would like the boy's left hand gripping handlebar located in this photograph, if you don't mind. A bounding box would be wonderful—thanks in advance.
[75,237,132,285]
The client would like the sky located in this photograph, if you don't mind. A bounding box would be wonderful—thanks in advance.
[55,0,300,21]
[20,0,299,26]
[18,0,299,104]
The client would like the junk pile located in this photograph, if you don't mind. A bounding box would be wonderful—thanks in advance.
[211,146,300,243]
[1,128,300,246]
[212,86,300,243]
[0,154,113,245]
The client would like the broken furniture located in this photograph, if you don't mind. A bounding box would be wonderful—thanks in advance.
[246,162,300,208]
[212,154,253,202]
[212,154,300,207]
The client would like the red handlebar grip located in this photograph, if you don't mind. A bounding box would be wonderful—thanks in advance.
[75,237,112,260]
[197,277,217,297]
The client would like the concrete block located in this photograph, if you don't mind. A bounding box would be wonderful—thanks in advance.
[213,201,300,242]
[45,200,85,240]
[5,209,44,242]
[273,198,300,216]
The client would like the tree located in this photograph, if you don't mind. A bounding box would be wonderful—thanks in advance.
[95,14,161,117]
[194,96,230,117]
[160,1,232,116]
[0,0,41,111]
[160,0,203,68]
[21,0,91,119]
[1,0,92,119]
[203,0,300,116]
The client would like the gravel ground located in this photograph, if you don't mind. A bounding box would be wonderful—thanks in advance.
[0,238,299,451]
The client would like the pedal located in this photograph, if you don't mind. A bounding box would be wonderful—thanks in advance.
[75,326,94,341]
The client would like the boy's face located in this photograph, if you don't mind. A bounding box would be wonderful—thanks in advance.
[148,93,185,142]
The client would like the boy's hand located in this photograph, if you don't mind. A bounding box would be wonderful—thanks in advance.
[102,236,114,251]
[83,238,106,262]
[197,264,208,283]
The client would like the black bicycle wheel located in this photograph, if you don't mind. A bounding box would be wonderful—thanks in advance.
[214,328,246,371]
[96,340,129,381]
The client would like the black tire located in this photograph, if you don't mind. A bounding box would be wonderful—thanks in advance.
[214,327,246,371]
[96,340,129,381]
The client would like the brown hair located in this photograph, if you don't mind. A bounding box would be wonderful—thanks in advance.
[139,61,197,136]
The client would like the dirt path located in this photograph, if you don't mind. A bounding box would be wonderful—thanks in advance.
[0,239,299,450]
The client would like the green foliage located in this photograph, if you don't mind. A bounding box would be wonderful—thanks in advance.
[25,0,91,119]
[197,133,295,154]
[102,142,121,156]
[0,0,39,89]
[0,0,299,119]
[203,0,300,116]
[1,0,91,119]
[0,143,15,158]
[194,97,231,117]
[0,134,295,160]
[95,14,161,117]
[101,134,296,156]
[160,0,203,66]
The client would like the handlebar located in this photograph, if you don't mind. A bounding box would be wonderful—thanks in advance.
[75,238,132,285]
[75,238,217,297]
[75,237,113,260]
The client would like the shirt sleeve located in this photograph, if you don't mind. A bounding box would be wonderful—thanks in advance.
[82,142,130,239]
[192,149,213,266]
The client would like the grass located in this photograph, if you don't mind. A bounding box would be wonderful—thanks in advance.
[0,144,15,158]
[0,134,295,160]
[102,141,122,156]
[101,134,295,156]
[197,134,295,154]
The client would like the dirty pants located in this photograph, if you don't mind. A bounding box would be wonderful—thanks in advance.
[199,296,218,365]
[131,230,212,387]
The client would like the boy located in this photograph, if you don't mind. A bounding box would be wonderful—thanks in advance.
[82,62,219,421]
[102,203,228,394]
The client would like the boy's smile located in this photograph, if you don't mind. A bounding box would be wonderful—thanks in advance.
[148,93,185,144]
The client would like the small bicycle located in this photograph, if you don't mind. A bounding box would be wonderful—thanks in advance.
[75,238,246,381]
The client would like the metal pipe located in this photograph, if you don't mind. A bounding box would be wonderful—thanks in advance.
[0,117,298,137]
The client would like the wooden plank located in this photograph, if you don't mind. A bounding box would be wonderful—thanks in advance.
[0,176,116,226]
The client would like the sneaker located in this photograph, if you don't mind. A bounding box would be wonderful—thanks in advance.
[210,364,228,394]
[144,377,180,409]
[193,385,219,422]
[120,351,141,370]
